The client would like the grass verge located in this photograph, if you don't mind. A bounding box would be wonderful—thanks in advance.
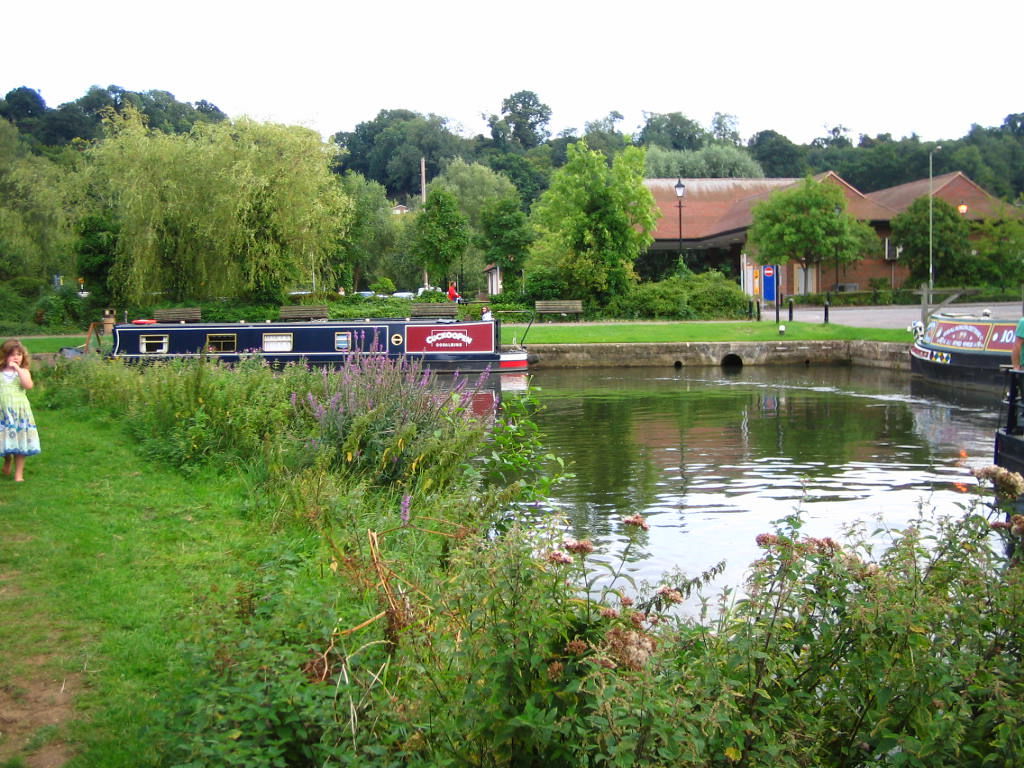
[0,404,266,767]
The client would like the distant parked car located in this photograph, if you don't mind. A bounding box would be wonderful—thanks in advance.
[392,291,415,299]
[416,286,441,297]
[355,290,375,298]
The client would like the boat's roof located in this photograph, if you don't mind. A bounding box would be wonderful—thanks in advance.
[931,311,1017,323]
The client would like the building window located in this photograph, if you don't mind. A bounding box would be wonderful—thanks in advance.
[140,335,168,354]
[262,333,293,353]
[206,334,237,353]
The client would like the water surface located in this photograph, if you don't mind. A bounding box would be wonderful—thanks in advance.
[524,365,1001,595]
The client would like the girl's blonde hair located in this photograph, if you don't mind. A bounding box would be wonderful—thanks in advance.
[1,339,31,370]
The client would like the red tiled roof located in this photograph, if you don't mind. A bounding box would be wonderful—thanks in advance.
[865,171,1008,219]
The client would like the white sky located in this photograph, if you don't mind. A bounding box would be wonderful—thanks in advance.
[3,0,1020,146]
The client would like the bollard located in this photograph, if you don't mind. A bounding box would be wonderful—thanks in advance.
[824,301,830,325]
[756,300,761,322]
[775,295,781,323]
[788,298,794,322]
[747,300,753,320]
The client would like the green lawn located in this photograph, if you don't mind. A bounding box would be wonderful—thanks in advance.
[500,321,910,344]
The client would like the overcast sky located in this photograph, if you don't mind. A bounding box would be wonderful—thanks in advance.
[4,0,1020,146]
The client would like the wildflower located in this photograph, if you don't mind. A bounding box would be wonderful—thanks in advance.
[400,495,411,527]
[1012,515,1024,537]
[565,639,588,655]
[547,661,564,681]
[755,533,778,548]
[629,611,648,627]
[593,656,618,670]
[620,596,634,607]
[623,514,650,531]
[546,550,573,565]
[656,585,684,604]
[605,626,656,671]
[564,538,595,555]
[600,607,619,619]
[991,521,1012,530]
[972,465,1024,499]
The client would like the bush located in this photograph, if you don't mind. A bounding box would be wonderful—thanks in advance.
[605,272,749,320]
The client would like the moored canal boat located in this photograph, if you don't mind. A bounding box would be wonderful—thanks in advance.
[909,311,1017,391]
[995,368,1024,475]
[110,316,529,373]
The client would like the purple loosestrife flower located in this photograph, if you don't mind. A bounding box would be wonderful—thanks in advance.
[401,494,411,527]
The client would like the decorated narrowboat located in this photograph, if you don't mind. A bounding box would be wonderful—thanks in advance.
[110,316,529,373]
[909,312,1017,391]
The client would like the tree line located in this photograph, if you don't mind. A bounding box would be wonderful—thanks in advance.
[1,83,1022,310]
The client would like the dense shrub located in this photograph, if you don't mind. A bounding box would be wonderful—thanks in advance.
[606,272,749,320]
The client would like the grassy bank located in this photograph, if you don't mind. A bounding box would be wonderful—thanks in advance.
[504,321,908,344]
[3,357,1023,766]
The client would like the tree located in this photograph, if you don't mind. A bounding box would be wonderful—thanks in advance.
[969,211,1024,290]
[0,119,74,280]
[336,171,398,291]
[84,110,353,304]
[487,90,551,150]
[637,112,706,151]
[747,177,871,294]
[477,196,534,292]
[889,197,971,287]
[410,187,470,287]
[333,109,470,199]
[709,112,741,146]
[747,130,806,177]
[644,144,763,178]
[529,142,657,303]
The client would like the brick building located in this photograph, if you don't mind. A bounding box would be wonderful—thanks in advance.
[645,171,1004,298]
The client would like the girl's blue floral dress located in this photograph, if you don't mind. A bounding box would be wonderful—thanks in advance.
[0,369,40,456]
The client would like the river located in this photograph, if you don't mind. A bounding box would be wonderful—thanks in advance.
[517,365,1003,599]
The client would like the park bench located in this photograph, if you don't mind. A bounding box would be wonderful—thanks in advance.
[535,300,583,318]
[279,304,330,321]
[409,303,459,318]
[153,307,202,323]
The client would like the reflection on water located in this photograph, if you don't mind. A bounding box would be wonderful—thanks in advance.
[525,366,1002,594]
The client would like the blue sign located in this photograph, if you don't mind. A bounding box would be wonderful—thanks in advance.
[762,265,779,302]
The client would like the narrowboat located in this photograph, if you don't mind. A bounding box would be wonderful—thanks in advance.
[995,368,1024,475]
[110,317,529,373]
[909,311,1017,391]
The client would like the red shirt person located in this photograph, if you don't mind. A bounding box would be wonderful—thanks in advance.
[447,282,461,302]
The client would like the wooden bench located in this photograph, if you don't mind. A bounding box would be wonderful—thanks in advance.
[535,300,583,318]
[409,303,459,318]
[153,307,202,323]
[279,304,329,321]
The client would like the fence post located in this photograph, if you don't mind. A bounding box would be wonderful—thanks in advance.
[788,298,794,322]
[824,301,830,325]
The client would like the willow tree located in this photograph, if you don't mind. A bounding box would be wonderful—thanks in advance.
[0,119,75,281]
[84,109,353,304]
[529,141,657,303]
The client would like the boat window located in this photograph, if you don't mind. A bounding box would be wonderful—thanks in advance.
[140,335,169,354]
[206,334,237,353]
[334,332,351,352]
[262,333,293,353]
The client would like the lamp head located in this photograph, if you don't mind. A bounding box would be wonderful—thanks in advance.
[674,179,686,198]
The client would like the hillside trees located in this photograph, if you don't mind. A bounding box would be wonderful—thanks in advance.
[528,142,657,303]
[83,110,353,304]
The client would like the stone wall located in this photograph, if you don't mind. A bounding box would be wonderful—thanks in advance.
[521,340,909,371]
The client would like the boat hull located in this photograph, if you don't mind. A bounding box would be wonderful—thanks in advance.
[110,318,528,374]
[910,314,1016,392]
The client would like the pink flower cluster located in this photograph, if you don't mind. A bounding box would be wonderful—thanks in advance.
[623,514,650,531]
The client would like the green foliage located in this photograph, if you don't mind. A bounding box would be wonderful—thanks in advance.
[748,177,873,293]
[644,143,764,178]
[369,276,396,295]
[890,197,971,287]
[478,195,534,276]
[605,272,749,320]
[410,186,470,285]
[83,109,354,305]
[529,142,657,304]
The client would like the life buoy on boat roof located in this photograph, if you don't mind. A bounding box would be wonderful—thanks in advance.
[131,319,156,324]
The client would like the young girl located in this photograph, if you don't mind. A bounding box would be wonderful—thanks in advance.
[0,339,40,482]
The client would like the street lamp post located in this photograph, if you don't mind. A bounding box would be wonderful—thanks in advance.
[928,145,941,300]
[674,178,686,264]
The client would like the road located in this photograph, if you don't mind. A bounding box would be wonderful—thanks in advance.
[779,301,1024,329]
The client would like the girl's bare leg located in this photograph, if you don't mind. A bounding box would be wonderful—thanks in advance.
[1,455,10,476]
[13,454,25,482]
